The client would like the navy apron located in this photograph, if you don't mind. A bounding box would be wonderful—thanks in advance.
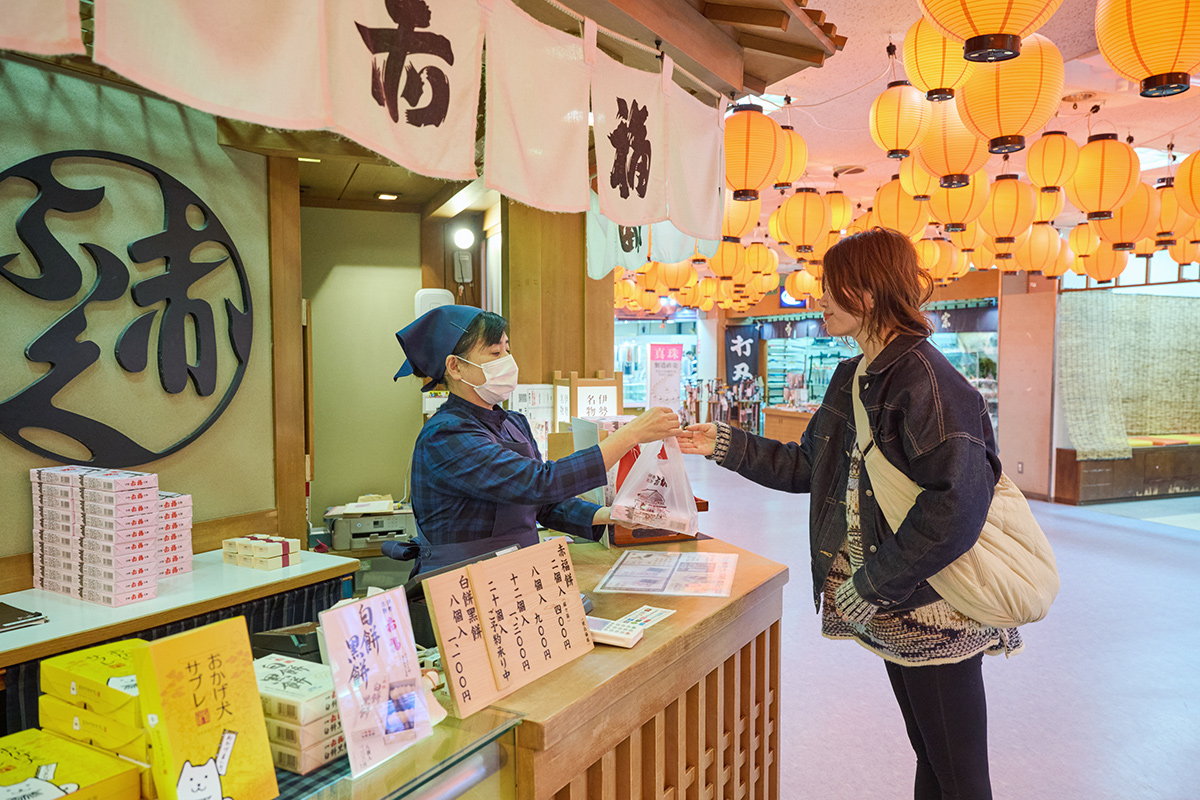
[400,417,541,577]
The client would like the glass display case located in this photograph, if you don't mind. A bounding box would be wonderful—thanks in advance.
[614,321,697,409]
[284,707,522,800]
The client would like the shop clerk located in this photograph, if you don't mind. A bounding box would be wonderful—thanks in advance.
[384,305,680,576]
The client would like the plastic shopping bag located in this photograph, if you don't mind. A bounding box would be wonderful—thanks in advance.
[610,438,699,535]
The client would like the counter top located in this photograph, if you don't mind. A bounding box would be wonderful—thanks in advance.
[493,536,788,753]
[0,550,359,667]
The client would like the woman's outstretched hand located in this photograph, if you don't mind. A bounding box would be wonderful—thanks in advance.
[677,424,717,457]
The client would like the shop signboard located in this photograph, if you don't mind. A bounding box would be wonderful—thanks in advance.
[725,326,760,386]
[647,343,684,411]
[422,539,592,718]
[320,588,432,776]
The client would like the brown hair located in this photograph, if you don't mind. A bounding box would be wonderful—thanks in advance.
[822,226,934,342]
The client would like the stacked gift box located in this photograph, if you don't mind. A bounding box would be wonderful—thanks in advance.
[155,491,193,578]
[38,639,155,799]
[222,536,303,570]
[254,654,345,775]
[0,728,141,800]
[31,467,160,607]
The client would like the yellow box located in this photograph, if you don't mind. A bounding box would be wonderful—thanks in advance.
[41,640,144,729]
[0,728,139,800]
[39,693,150,762]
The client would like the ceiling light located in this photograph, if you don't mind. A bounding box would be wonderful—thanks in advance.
[376,192,400,201]
[298,157,322,163]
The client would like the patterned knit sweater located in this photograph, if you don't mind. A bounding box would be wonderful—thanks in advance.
[823,445,1024,666]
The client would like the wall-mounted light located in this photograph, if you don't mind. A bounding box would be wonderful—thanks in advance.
[376,192,400,201]
[453,228,476,249]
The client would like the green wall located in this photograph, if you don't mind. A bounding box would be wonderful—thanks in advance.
[300,207,424,525]
[0,56,274,558]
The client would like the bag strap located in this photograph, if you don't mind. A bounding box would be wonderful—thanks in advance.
[851,360,923,529]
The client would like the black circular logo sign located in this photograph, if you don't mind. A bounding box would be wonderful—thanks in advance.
[0,150,254,468]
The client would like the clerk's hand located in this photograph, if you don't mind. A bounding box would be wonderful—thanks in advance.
[677,424,717,457]
[625,407,683,444]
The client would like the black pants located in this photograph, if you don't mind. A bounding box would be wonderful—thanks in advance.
[885,653,992,800]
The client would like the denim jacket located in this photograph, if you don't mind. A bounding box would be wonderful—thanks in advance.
[719,334,1001,614]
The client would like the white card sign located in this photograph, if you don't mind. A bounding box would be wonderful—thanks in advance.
[647,343,683,410]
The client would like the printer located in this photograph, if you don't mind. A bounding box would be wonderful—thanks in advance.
[331,506,420,551]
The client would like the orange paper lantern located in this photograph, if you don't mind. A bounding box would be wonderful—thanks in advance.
[948,220,986,252]
[868,80,932,159]
[875,176,931,239]
[1157,175,1198,242]
[773,126,809,189]
[1034,189,1065,223]
[929,169,989,231]
[1097,182,1160,250]
[1044,237,1073,277]
[917,0,1064,61]
[722,195,762,239]
[1026,131,1079,193]
[1014,221,1061,273]
[958,33,1065,153]
[708,240,747,280]
[1065,133,1141,221]
[916,98,991,188]
[657,261,700,292]
[1069,222,1101,257]
[746,241,778,276]
[825,190,854,232]
[1095,0,1200,97]
[780,188,832,252]
[902,16,976,100]
[900,156,941,200]
[725,104,786,201]
[1086,241,1129,282]
[1168,236,1200,265]
[1175,150,1200,219]
[978,175,1036,243]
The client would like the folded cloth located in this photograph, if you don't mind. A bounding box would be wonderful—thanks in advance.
[835,575,879,624]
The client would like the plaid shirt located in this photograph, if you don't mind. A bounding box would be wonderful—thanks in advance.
[411,393,606,545]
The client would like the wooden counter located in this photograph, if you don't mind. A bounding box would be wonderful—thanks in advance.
[1055,446,1200,504]
[763,407,813,444]
[497,538,788,800]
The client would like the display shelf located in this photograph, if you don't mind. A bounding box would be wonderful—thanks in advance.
[285,708,522,800]
[0,550,359,668]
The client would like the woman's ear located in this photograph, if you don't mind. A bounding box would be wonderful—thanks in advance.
[444,354,460,383]
[862,291,875,312]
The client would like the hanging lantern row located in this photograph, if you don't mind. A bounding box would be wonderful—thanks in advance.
[917,0,1063,62]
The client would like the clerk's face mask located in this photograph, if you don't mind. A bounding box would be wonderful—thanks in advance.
[456,353,519,405]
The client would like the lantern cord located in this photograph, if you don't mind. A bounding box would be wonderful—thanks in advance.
[784,64,892,108]
[538,0,721,99]
[1141,110,1200,147]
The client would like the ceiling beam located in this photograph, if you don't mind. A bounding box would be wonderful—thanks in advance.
[777,0,837,56]
[703,4,789,31]
[549,0,745,93]
[739,33,826,67]
[423,177,492,221]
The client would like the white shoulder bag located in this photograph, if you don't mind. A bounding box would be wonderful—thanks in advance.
[851,363,1059,628]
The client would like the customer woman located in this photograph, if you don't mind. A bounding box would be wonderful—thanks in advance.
[680,227,1020,800]
[387,304,680,576]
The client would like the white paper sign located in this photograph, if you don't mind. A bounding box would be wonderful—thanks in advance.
[647,343,683,411]
[576,387,619,418]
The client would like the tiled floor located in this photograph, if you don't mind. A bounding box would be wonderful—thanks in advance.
[685,454,1199,800]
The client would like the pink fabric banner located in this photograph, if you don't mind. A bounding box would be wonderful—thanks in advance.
[664,56,726,241]
[589,33,667,227]
[325,0,484,180]
[484,0,590,213]
[93,0,328,129]
[0,0,85,55]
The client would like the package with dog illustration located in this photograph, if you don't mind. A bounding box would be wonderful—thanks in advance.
[130,618,278,800]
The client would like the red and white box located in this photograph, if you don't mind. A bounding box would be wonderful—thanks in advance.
[41,578,83,598]
[158,562,192,579]
[33,554,81,575]
[31,494,80,512]
[82,486,158,505]
[80,538,156,557]
[80,470,158,493]
[82,587,157,607]
[81,513,157,533]
[82,574,157,595]
[252,552,301,570]
[29,466,104,486]
[158,528,190,547]
[160,519,190,536]
[159,541,190,559]
[33,507,79,528]
[158,507,192,525]
[159,550,193,567]
[82,561,156,581]
[34,529,78,549]
[34,563,82,584]
[32,483,82,502]
[81,549,157,570]
[157,491,192,511]
[33,540,80,561]
[82,500,159,519]
[34,518,76,535]
[82,525,158,545]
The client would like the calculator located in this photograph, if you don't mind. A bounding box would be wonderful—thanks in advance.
[587,616,644,648]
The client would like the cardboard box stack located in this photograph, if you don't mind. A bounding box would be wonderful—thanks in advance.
[156,491,193,578]
[254,654,346,774]
[32,467,159,607]
[39,639,155,799]
[222,536,303,570]
[0,727,141,800]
